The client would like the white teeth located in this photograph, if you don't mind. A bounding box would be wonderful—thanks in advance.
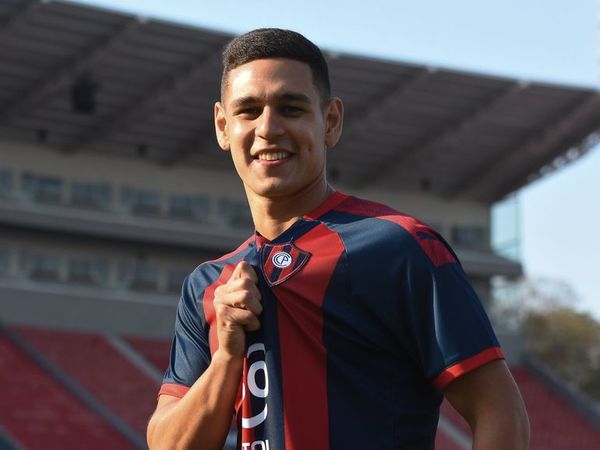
[257,152,291,161]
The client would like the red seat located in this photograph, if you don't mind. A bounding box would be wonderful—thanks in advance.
[0,334,136,450]
[125,335,171,373]
[15,326,160,437]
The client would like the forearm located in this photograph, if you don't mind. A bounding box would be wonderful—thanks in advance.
[147,350,243,450]
[470,404,530,450]
[444,361,530,450]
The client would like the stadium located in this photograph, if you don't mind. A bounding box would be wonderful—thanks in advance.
[1,0,600,449]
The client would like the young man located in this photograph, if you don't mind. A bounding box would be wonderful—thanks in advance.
[147,28,529,450]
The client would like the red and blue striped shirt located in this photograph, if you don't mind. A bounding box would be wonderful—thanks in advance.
[159,192,503,450]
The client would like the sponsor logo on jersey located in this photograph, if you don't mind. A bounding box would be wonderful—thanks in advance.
[241,342,271,450]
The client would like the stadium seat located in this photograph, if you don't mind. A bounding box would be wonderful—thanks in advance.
[0,333,137,450]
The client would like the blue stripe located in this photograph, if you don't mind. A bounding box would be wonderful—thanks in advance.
[241,250,286,449]
[320,212,440,449]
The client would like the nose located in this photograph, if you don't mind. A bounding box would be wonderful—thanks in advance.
[256,107,284,139]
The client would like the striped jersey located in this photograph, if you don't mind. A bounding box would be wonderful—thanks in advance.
[159,192,503,450]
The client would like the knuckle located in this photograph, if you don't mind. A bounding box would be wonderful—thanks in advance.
[215,303,229,316]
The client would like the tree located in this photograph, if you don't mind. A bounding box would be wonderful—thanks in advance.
[523,308,600,400]
[492,276,600,401]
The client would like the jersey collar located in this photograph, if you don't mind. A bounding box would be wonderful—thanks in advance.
[254,191,348,248]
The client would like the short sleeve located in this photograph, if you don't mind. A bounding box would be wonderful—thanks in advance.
[159,273,212,398]
[398,240,503,390]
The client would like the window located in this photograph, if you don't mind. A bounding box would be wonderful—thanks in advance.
[492,195,521,262]
[0,169,12,197]
[121,187,161,216]
[21,172,63,204]
[19,250,60,281]
[451,225,488,250]
[70,182,112,210]
[169,194,210,221]
[166,268,189,294]
[219,198,253,229]
[68,256,109,286]
[118,261,159,292]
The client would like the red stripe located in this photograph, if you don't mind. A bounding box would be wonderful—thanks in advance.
[303,191,348,220]
[202,263,237,357]
[333,196,456,267]
[201,238,253,355]
[158,383,190,398]
[273,224,344,450]
[381,215,456,267]
[240,354,257,444]
[433,347,505,390]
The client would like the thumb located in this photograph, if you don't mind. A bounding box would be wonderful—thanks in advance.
[231,260,258,283]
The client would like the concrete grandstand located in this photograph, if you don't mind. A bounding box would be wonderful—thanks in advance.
[1,1,600,449]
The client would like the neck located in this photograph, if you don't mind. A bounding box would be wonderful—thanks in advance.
[246,180,333,241]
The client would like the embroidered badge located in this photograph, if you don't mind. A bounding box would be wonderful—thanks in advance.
[272,251,293,268]
[261,242,311,286]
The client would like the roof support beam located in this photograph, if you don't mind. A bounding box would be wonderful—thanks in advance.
[331,68,436,187]
[0,17,141,124]
[362,81,524,187]
[340,67,436,141]
[0,0,41,34]
[63,50,223,152]
[452,93,600,202]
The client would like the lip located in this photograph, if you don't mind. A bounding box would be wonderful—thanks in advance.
[251,147,294,166]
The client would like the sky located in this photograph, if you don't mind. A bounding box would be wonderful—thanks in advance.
[71,0,600,318]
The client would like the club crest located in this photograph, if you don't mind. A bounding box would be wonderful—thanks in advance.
[261,242,311,286]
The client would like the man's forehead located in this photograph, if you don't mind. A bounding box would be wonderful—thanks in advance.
[223,58,318,102]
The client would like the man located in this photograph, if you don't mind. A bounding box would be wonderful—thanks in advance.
[147,28,529,450]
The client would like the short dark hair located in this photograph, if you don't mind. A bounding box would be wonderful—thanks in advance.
[221,28,331,104]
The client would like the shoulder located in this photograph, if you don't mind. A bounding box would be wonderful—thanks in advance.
[326,195,457,268]
[187,235,255,290]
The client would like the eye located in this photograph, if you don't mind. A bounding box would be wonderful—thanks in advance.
[280,105,304,116]
[236,107,262,119]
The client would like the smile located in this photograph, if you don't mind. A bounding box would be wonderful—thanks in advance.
[257,152,292,161]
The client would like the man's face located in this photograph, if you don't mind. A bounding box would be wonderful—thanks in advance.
[215,58,342,200]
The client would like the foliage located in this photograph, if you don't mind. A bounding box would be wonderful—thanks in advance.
[523,308,600,401]
[492,276,600,402]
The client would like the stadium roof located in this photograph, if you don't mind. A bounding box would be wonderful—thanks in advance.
[1,0,599,203]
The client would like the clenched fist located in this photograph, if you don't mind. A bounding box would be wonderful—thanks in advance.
[213,261,262,359]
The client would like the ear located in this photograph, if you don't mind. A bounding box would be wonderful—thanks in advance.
[214,101,230,151]
[324,97,344,149]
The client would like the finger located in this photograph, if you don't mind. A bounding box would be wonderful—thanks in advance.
[231,261,258,283]
[223,290,263,316]
[244,316,261,332]
[230,261,245,280]
[219,306,261,331]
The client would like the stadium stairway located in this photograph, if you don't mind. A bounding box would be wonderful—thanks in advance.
[13,326,159,439]
[123,336,171,376]
[0,323,143,450]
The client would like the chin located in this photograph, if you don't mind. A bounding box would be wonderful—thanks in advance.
[246,180,292,198]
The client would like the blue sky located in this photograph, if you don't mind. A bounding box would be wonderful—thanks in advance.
[71,0,600,318]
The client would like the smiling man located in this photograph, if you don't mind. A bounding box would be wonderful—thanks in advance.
[147,28,530,450]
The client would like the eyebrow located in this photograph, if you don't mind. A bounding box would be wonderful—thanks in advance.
[230,92,312,109]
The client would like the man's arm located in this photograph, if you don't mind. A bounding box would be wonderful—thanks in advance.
[443,360,530,450]
[147,351,242,450]
[147,261,262,450]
